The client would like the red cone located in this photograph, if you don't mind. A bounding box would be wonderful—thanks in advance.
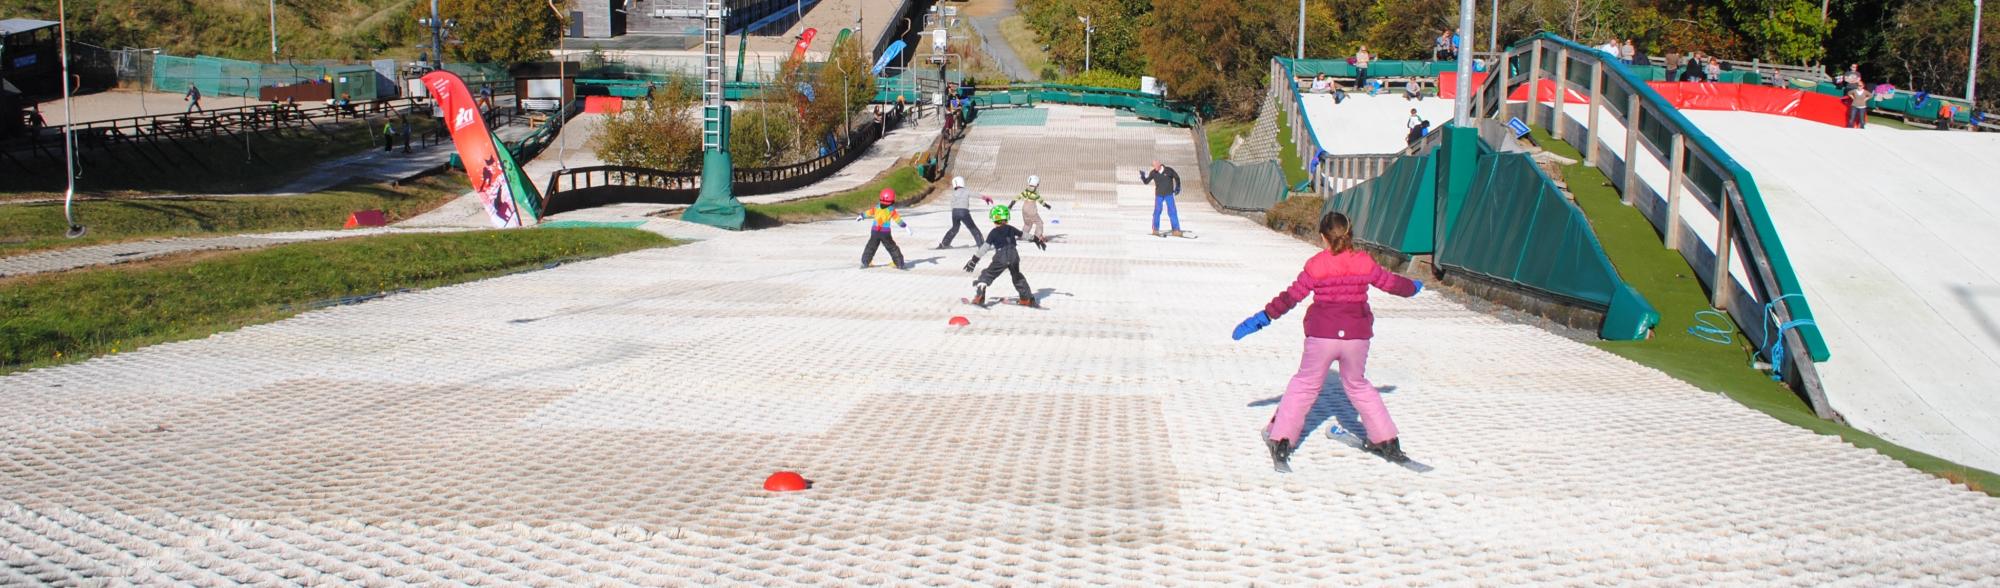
[948,316,970,326]
[763,471,810,492]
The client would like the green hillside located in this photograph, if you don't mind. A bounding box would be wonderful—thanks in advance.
[1,0,427,61]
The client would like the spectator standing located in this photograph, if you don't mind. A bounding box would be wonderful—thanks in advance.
[1432,31,1450,61]
[1846,82,1871,129]
[1354,46,1373,88]
[1620,40,1637,65]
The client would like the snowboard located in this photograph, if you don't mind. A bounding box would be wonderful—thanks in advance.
[1325,425,1434,473]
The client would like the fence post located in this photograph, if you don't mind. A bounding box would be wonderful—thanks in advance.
[1712,181,1736,309]
[1526,43,1544,128]
[1622,94,1640,205]
[1497,50,1513,121]
[1665,133,1686,251]
[1586,60,1603,166]
[1551,48,1569,140]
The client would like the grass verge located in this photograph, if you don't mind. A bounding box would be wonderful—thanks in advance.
[1205,119,1253,163]
[0,227,671,374]
[998,15,1054,79]
[1265,194,1324,235]
[0,175,469,256]
[743,166,932,227]
[1533,127,1998,495]
[1275,107,1309,187]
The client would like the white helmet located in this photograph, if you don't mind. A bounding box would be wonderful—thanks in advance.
[952,176,966,188]
[1027,175,1040,188]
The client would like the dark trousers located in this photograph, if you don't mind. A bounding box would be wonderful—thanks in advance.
[976,252,1032,299]
[939,208,983,248]
[862,231,905,267]
[383,134,395,152]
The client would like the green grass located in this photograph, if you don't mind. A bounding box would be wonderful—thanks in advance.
[0,120,413,195]
[1866,115,1922,130]
[1275,107,1310,187]
[0,227,670,373]
[1265,194,1324,235]
[0,175,470,256]
[1205,119,1253,163]
[743,166,933,226]
[1534,127,1998,495]
[998,15,1054,80]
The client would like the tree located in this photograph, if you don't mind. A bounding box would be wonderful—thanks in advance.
[1881,0,1996,109]
[1726,0,1834,63]
[592,83,703,172]
[1142,0,1343,116]
[415,0,563,65]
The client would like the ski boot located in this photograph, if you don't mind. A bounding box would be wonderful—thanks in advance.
[1263,435,1294,473]
[1363,437,1408,463]
[1170,230,1184,238]
[970,284,988,306]
[1018,296,1038,308]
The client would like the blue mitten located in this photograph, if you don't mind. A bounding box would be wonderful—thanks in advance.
[1412,279,1425,295]
[1231,312,1273,340]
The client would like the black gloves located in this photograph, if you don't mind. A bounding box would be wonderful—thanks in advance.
[963,257,980,272]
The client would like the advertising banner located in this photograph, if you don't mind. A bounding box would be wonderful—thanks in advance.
[422,71,538,228]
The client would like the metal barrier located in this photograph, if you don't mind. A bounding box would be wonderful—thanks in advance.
[1473,33,1834,418]
[3,97,432,176]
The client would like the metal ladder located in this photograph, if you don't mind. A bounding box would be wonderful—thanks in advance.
[701,0,725,151]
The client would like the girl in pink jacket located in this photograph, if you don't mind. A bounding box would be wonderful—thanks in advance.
[1233,212,1421,473]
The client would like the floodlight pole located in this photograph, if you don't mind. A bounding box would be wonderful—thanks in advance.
[58,0,84,238]
[430,0,444,70]
[1972,0,1984,107]
[1297,0,1306,59]
[1078,15,1094,72]
[1455,0,1475,122]
[269,0,279,63]
[1489,0,1498,54]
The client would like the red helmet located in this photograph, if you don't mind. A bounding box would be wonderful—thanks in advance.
[878,188,896,206]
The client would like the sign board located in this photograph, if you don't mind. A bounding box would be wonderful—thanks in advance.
[1508,117,1531,138]
[526,79,564,100]
[932,29,948,54]
[1141,76,1160,96]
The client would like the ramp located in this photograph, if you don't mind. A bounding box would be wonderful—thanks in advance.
[1684,111,2000,473]
[1297,93,1456,155]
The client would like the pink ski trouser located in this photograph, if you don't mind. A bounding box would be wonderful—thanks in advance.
[1265,336,1398,445]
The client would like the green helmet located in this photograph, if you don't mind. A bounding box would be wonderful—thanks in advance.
[989,205,1012,223]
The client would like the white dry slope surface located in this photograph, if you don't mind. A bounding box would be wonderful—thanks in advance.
[2,106,1997,585]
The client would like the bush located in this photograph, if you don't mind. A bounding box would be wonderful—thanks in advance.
[1060,70,1142,90]
[592,85,703,172]
[1265,195,1325,236]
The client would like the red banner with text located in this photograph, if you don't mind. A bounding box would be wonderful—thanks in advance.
[422,71,528,228]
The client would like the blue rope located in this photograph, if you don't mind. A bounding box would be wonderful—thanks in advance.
[1686,310,1735,345]
[1759,294,1818,382]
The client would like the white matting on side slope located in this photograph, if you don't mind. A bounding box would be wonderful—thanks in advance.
[1,105,1996,585]
[1682,111,2000,474]
[1298,92,1458,155]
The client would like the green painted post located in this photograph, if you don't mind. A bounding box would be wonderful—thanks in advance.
[1435,124,1479,251]
[686,105,745,229]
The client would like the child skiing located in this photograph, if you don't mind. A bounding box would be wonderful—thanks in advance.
[1232,211,1422,473]
[857,188,911,269]
[963,205,1043,307]
[1012,175,1054,243]
[938,176,993,249]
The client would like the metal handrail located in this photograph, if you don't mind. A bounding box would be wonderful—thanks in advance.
[1478,33,1835,419]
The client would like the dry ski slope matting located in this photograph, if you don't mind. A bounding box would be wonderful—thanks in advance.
[3,105,1998,584]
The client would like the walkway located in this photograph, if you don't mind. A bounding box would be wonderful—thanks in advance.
[965,0,1035,82]
[3,105,1998,584]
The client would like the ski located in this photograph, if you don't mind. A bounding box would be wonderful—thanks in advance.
[1153,231,1200,239]
[961,297,1046,310]
[1325,425,1434,473]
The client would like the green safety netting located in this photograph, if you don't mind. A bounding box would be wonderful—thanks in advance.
[1436,153,1656,339]
[1321,153,1437,254]
[1209,160,1289,212]
[153,55,328,98]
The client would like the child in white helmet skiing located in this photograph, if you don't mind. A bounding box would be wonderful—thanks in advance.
[1011,175,1054,246]
[938,176,993,249]
[963,205,1041,307]
[857,188,912,269]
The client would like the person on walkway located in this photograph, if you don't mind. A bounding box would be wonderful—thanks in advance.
[1846,82,1872,129]
[1705,57,1721,82]
[1353,46,1373,88]
[1008,175,1054,244]
[184,86,203,113]
[963,205,1040,307]
[938,176,993,249]
[1233,211,1422,473]
[382,121,397,152]
[1620,40,1637,65]
[1140,160,1183,237]
[856,188,911,269]
[1432,31,1450,61]
[1406,108,1423,132]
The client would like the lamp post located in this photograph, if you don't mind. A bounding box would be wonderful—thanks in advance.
[549,0,568,168]
[1078,14,1095,72]
[1297,0,1306,59]
[1455,0,1474,123]
[1489,0,1498,54]
[1972,0,1984,108]
[58,0,84,238]
[269,0,278,63]
[430,0,444,70]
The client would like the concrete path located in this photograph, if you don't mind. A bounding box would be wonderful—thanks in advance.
[0,227,473,279]
[965,0,1036,82]
[3,105,1998,585]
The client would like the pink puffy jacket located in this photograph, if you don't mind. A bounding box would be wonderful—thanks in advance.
[1263,249,1419,340]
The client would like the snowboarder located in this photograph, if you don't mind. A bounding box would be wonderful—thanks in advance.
[938,176,992,249]
[857,188,911,269]
[963,205,1041,307]
[1139,160,1183,237]
[1012,175,1054,243]
[1232,211,1423,473]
